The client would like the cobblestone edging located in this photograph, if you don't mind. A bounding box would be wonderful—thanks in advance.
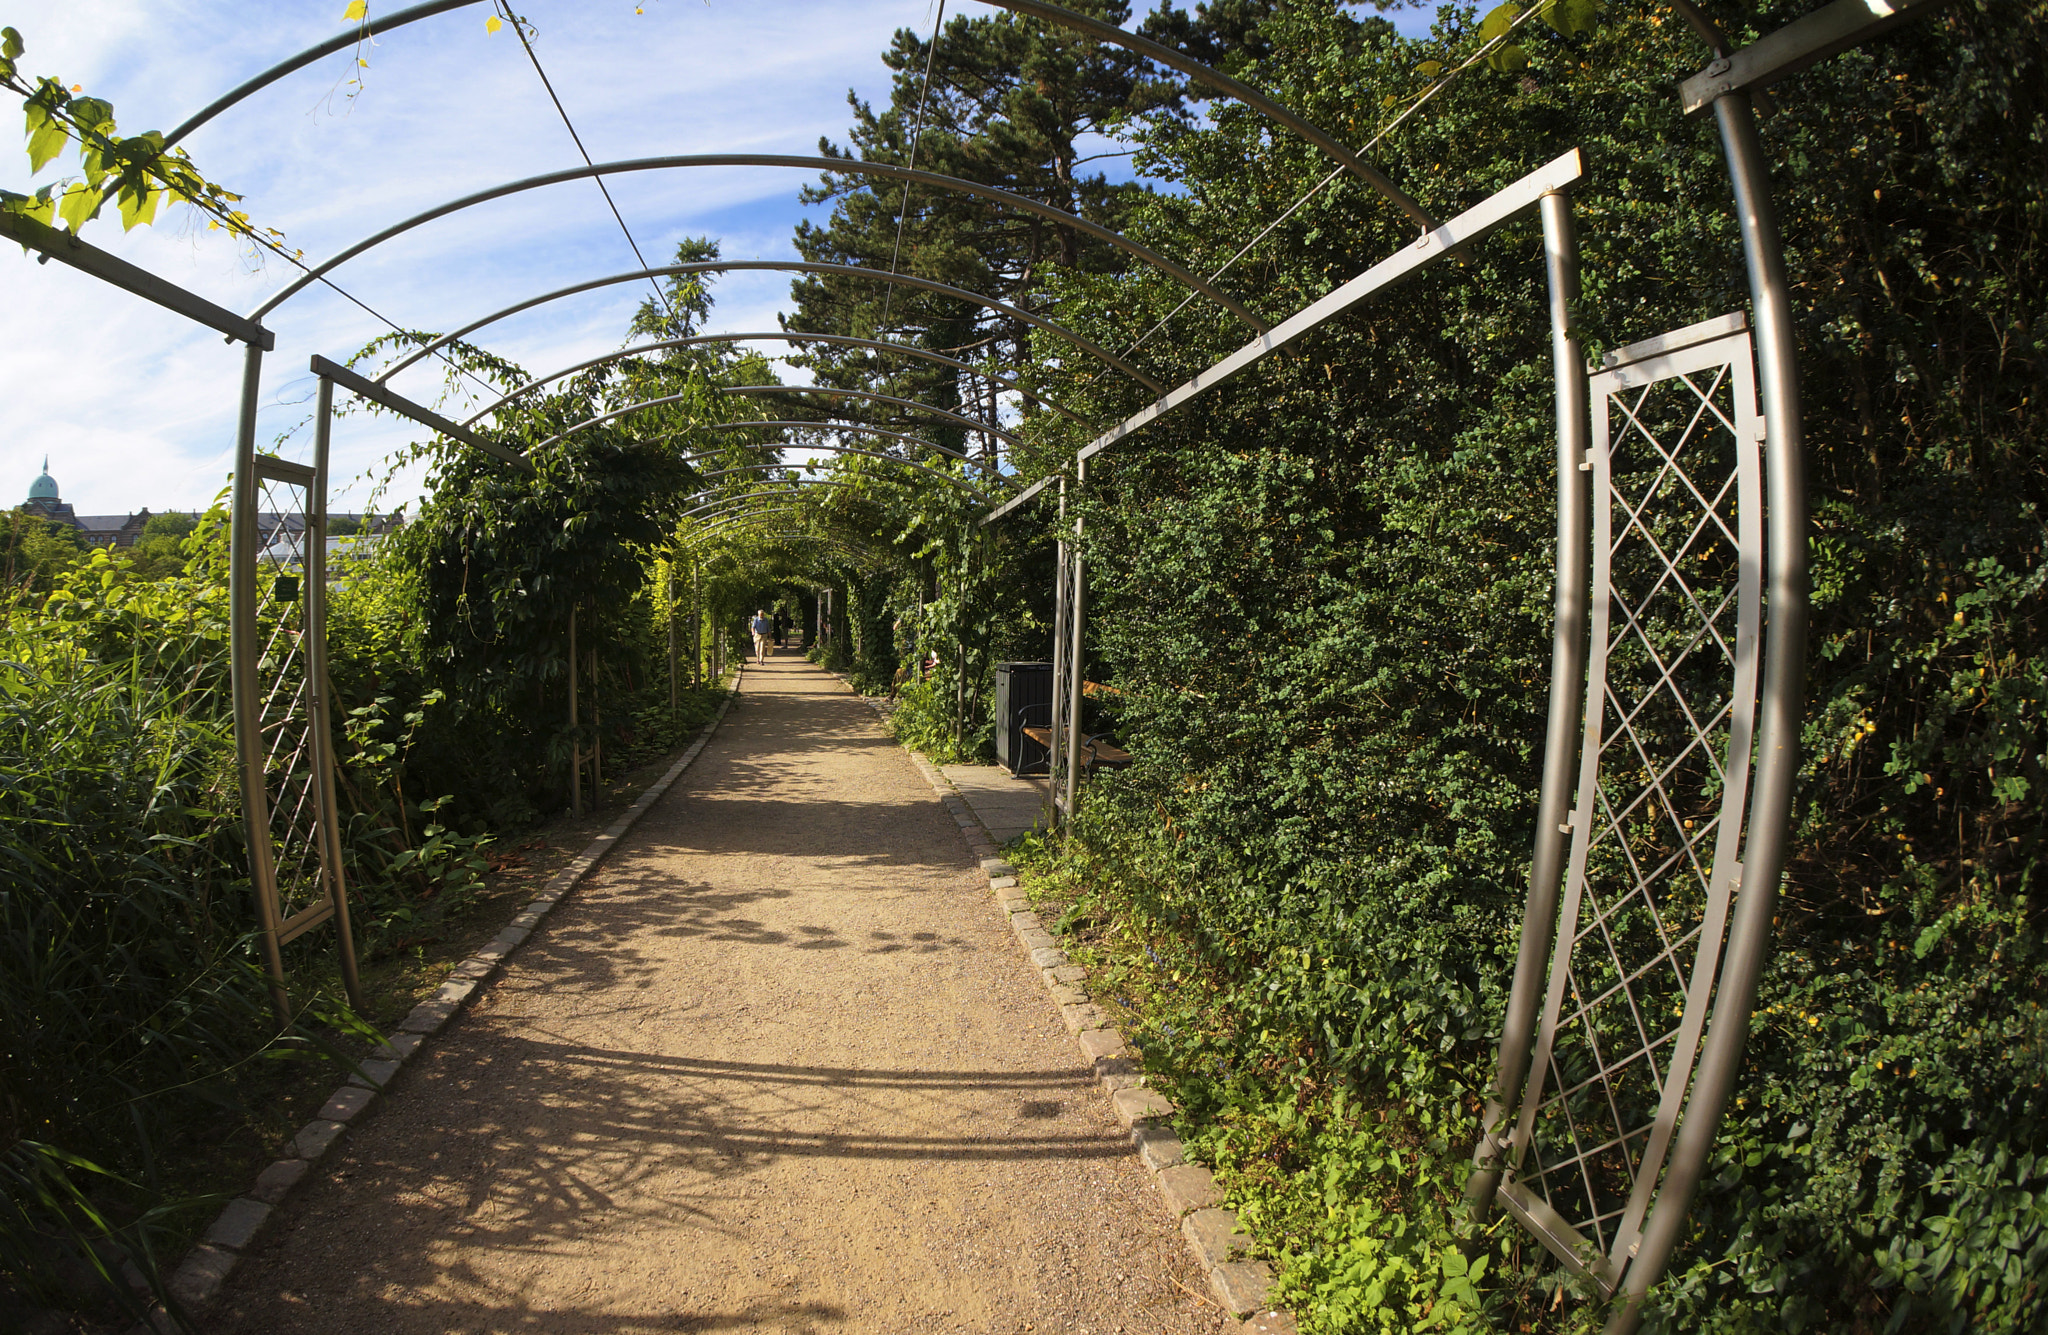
[143,676,746,1329]
[828,674,1296,1333]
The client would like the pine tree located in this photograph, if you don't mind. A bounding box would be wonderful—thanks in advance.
[784,2,1281,469]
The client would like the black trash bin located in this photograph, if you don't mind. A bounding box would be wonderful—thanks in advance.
[994,661,1054,776]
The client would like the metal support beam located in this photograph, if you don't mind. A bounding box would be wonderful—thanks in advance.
[982,149,1586,523]
[309,378,363,1012]
[1075,150,1582,465]
[309,354,532,471]
[1679,0,1950,116]
[1,209,274,349]
[1059,459,1088,827]
[228,343,291,1022]
[1466,184,1593,1221]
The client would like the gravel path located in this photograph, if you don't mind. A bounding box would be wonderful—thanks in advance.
[213,654,1231,1335]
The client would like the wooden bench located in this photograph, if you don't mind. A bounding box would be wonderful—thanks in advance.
[1021,680,1133,775]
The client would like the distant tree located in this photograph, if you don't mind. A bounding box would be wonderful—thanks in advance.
[123,510,198,580]
[1,508,83,592]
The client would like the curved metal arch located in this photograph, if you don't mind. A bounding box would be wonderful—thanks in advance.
[696,457,990,501]
[162,0,1424,247]
[684,491,813,522]
[686,530,886,570]
[458,331,1088,428]
[679,440,967,472]
[251,157,1260,334]
[681,504,809,540]
[684,518,887,568]
[704,421,973,458]
[370,261,1158,394]
[683,478,893,520]
[718,385,1021,451]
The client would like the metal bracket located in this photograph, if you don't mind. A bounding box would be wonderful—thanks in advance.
[1679,0,1952,116]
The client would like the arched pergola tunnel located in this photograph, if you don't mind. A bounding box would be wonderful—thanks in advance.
[0,0,1951,1324]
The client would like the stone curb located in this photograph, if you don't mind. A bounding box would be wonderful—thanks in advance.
[843,685,1293,1332]
[144,673,746,1327]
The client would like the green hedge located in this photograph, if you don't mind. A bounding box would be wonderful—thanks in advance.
[1007,1,2047,1329]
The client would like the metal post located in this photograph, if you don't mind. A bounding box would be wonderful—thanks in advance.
[308,379,362,1012]
[954,546,969,751]
[1047,479,1071,827]
[668,559,679,717]
[1469,185,1594,1218]
[228,343,291,1022]
[569,605,581,818]
[1060,459,1088,826]
[1603,91,1809,1335]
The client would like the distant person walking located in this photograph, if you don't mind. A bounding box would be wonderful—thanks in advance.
[751,609,774,664]
[774,611,789,647]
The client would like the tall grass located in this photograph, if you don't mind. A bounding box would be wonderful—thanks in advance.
[0,545,349,1327]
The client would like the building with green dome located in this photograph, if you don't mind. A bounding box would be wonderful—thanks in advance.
[21,457,153,548]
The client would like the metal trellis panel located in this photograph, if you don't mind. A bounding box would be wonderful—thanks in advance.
[1496,316,1763,1295]
[231,369,363,1015]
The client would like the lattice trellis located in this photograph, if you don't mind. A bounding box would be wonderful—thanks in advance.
[234,435,360,1013]
[253,465,333,942]
[1497,319,1763,1293]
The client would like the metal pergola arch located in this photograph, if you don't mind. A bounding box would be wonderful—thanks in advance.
[459,331,1088,428]
[693,458,992,502]
[254,158,1261,334]
[716,385,1022,455]
[681,479,900,522]
[362,260,1161,395]
[702,421,975,459]
[527,383,1019,457]
[152,0,1438,237]
[6,2,1953,1327]
[678,436,968,466]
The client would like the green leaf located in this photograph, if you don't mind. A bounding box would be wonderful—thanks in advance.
[1487,43,1530,72]
[1416,59,1443,77]
[55,180,96,232]
[116,181,163,231]
[1477,1,1520,45]
[26,117,68,174]
[1544,0,1601,38]
[1,25,24,60]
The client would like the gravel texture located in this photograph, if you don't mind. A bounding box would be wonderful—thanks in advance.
[209,655,1232,1334]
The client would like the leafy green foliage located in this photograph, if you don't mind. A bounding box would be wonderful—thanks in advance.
[1,25,286,248]
[981,0,2048,1330]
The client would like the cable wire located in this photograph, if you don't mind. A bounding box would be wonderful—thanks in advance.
[1096,0,1562,382]
[497,1,677,327]
[877,0,947,331]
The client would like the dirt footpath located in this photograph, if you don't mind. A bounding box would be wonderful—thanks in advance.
[213,654,1230,1335]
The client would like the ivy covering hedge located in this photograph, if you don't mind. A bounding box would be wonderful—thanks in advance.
[987,1,2045,1329]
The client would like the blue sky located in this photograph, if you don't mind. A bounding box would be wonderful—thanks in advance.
[1,1,1438,517]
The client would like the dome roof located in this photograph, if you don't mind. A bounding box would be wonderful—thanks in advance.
[28,456,57,502]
